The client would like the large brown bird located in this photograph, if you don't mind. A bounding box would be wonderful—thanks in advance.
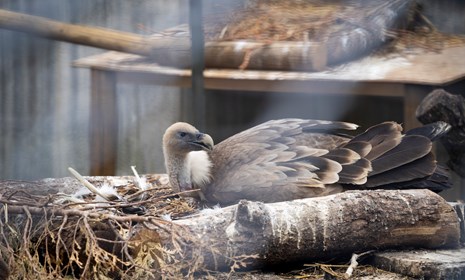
[162,119,450,205]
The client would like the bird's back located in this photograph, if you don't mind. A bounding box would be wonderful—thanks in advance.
[200,119,450,205]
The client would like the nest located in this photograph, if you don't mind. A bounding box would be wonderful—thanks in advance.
[205,0,343,42]
[0,174,203,279]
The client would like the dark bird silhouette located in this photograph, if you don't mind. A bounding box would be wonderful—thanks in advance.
[162,119,451,205]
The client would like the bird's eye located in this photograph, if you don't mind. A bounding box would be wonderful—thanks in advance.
[178,132,187,138]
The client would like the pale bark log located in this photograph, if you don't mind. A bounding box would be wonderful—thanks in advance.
[158,189,460,271]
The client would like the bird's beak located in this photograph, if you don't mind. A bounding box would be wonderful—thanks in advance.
[190,133,214,151]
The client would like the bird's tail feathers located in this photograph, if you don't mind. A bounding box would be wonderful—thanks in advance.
[405,121,451,141]
[364,163,451,192]
[343,122,451,192]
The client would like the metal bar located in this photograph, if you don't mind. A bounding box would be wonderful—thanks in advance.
[189,0,206,131]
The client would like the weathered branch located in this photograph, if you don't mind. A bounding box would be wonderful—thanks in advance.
[0,9,152,56]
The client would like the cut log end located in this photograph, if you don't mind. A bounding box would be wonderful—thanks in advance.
[371,249,465,280]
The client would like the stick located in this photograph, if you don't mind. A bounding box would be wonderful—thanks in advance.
[67,167,112,202]
[345,250,375,278]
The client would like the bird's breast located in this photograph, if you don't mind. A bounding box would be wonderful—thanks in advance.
[187,151,213,187]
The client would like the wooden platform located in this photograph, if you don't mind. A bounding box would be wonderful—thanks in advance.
[74,45,465,92]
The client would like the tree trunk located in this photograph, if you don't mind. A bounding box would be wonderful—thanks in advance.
[155,189,460,271]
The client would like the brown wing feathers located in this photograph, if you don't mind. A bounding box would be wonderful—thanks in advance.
[337,158,372,184]
[349,122,403,161]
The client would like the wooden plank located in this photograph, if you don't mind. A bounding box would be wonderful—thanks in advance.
[89,69,118,176]
[371,249,465,280]
[115,70,405,96]
[74,44,465,88]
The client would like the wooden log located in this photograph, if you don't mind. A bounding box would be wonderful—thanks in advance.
[153,189,460,271]
[416,89,465,177]
[0,175,140,196]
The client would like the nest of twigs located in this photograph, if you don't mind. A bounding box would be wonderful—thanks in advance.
[0,173,206,279]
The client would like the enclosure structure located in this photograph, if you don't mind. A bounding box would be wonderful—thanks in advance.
[2,1,465,278]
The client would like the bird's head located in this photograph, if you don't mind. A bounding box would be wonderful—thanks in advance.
[163,122,214,156]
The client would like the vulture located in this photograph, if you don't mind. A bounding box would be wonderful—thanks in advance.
[162,119,451,205]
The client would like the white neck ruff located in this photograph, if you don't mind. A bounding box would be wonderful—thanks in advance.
[186,151,213,187]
